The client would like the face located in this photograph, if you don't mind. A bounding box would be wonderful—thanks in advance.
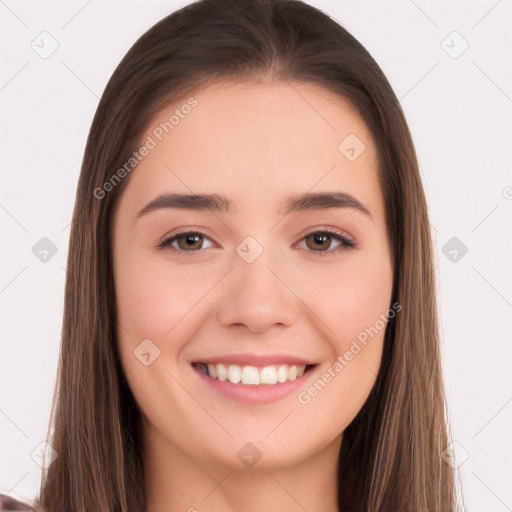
[112,80,393,471]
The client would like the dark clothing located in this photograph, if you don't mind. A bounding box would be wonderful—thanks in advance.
[0,494,36,512]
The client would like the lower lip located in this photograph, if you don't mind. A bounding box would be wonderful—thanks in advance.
[192,365,318,404]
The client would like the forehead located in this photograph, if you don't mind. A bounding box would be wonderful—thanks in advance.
[117,79,381,217]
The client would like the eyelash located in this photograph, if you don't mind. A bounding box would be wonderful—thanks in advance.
[156,228,356,256]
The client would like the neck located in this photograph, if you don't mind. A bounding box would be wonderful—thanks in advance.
[144,425,341,512]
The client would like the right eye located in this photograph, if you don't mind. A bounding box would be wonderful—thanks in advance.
[157,231,215,252]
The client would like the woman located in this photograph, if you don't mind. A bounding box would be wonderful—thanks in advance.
[1,0,463,510]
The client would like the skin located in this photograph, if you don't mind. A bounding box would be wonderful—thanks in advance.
[112,80,393,512]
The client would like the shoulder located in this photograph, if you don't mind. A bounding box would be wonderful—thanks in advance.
[0,494,36,512]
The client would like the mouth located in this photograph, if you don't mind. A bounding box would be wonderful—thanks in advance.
[192,362,317,386]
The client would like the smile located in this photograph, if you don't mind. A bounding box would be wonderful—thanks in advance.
[193,362,315,386]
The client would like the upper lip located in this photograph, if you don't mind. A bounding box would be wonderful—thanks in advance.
[192,352,317,366]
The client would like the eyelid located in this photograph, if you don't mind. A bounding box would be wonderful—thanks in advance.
[296,225,355,244]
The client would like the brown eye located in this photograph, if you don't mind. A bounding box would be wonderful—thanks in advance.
[305,233,332,251]
[158,231,214,252]
[298,230,355,254]
[176,233,204,250]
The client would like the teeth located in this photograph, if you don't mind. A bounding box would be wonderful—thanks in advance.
[260,366,277,385]
[216,363,228,381]
[277,365,288,383]
[228,365,241,384]
[198,363,308,386]
[241,366,259,385]
[207,364,217,379]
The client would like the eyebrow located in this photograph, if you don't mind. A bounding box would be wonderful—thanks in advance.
[136,191,372,220]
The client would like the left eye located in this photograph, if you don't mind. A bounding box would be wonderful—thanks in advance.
[295,230,355,254]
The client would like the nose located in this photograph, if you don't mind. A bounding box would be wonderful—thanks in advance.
[215,251,299,334]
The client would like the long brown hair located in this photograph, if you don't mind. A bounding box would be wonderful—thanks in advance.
[35,0,461,510]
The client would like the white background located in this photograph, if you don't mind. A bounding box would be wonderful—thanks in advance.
[1,1,511,510]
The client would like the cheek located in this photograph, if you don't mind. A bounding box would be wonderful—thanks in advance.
[114,254,217,421]
[290,245,392,416]
[335,254,393,345]
[295,249,393,346]
[297,250,392,424]
[115,254,214,343]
